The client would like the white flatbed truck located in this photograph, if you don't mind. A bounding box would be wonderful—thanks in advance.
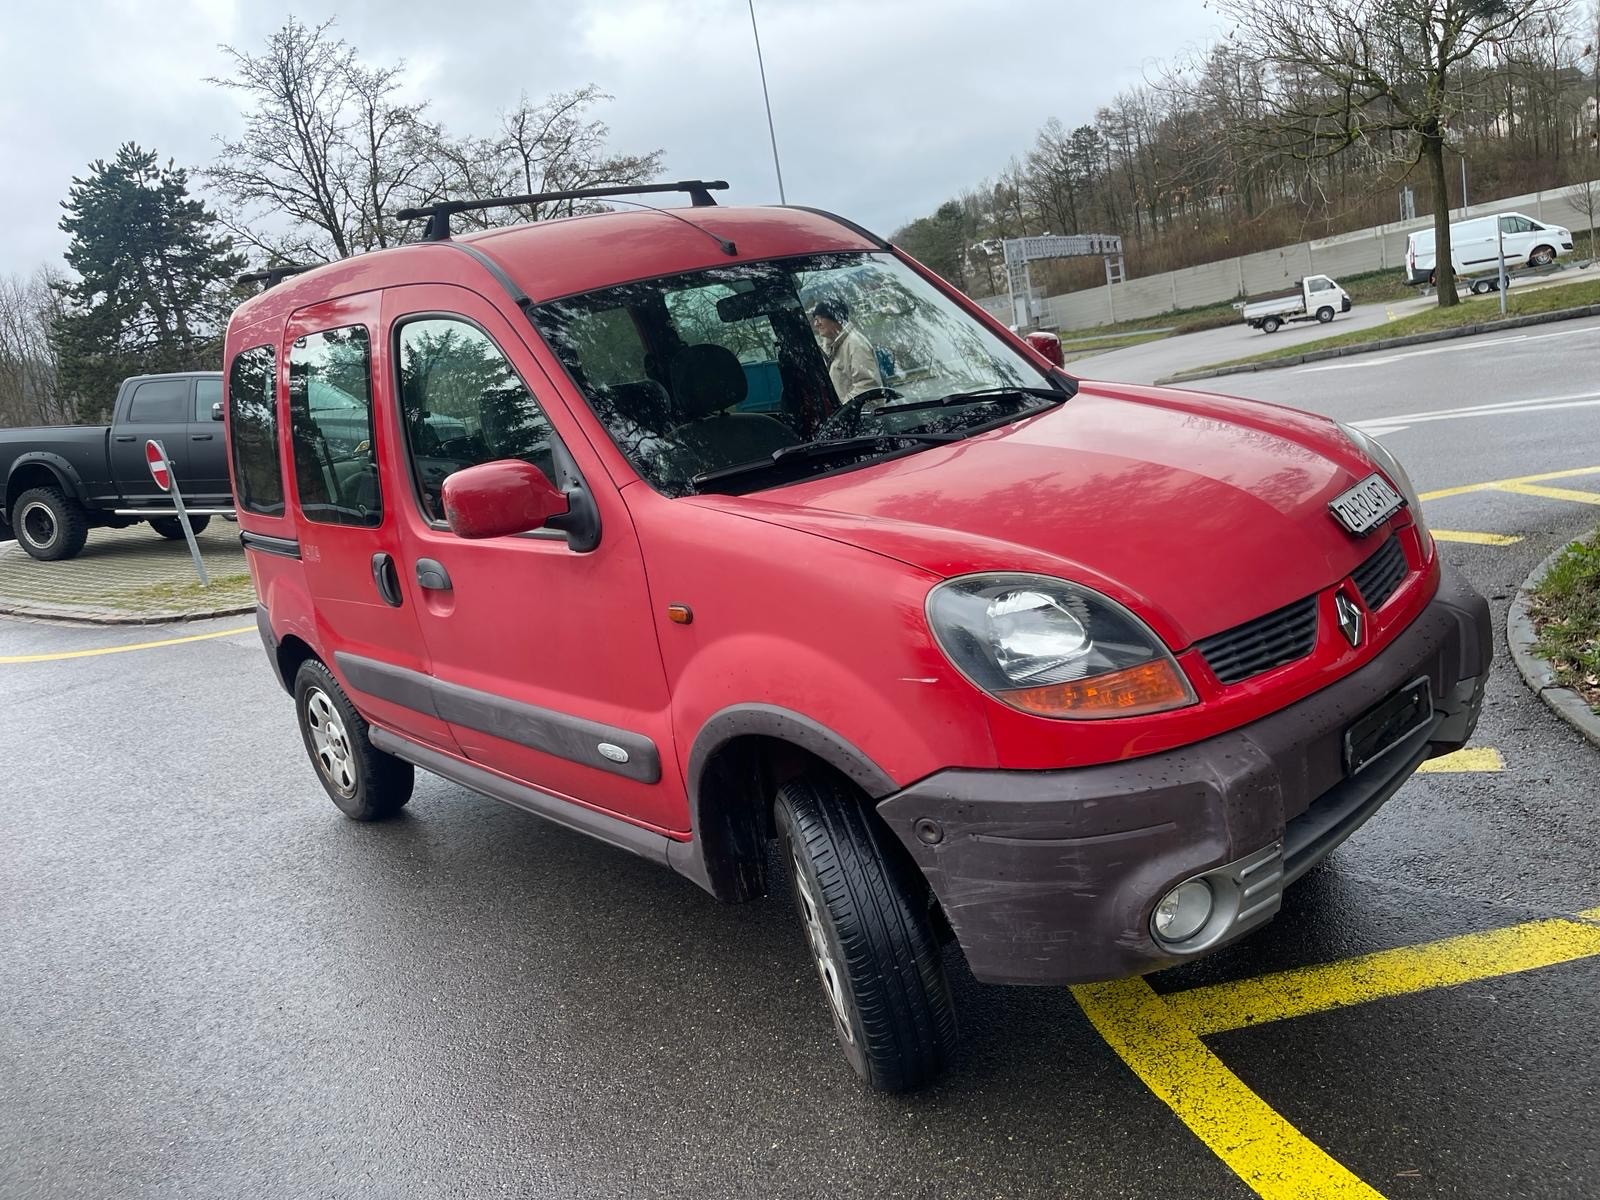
[1236,274,1352,333]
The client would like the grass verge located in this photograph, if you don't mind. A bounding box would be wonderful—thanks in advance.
[116,572,255,610]
[1530,530,1600,713]
[1192,275,1600,375]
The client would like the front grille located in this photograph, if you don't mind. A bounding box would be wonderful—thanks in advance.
[1197,595,1320,685]
[1351,535,1408,611]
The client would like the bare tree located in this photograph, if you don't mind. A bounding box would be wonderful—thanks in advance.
[205,17,435,261]
[1218,0,1574,307]
[0,269,70,428]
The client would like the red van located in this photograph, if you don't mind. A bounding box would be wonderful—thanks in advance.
[225,182,1490,1091]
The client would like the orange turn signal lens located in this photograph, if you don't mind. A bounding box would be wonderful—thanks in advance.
[998,659,1195,719]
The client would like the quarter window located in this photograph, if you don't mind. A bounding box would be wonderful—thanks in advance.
[396,317,557,525]
[127,379,190,423]
[227,346,283,516]
[288,325,381,527]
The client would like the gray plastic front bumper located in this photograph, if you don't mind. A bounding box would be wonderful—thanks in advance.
[877,563,1492,986]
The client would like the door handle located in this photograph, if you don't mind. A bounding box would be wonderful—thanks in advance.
[191,433,214,441]
[113,434,136,443]
[370,552,403,608]
[415,558,452,591]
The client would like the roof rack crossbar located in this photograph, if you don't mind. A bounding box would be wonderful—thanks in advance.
[238,263,317,290]
[394,180,729,241]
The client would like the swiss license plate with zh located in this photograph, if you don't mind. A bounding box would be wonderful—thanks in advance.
[1330,473,1404,535]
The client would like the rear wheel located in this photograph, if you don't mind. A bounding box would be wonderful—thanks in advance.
[1470,279,1491,296]
[775,773,957,1092]
[1529,245,1556,268]
[150,515,211,539]
[11,486,89,561]
[293,660,413,820]
[1261,316,1281,334]
[1315,306,1335,324]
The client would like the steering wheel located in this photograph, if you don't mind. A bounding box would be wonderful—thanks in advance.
[815,386,903,440]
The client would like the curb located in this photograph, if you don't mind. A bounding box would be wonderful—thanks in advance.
[0,600,255,626]
[1156,301,1600,386]
[1506,538,1600,751]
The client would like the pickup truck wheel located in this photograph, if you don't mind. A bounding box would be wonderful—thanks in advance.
[775,773,957,1092]
[292,660,413,821]
[1315,306,1335,323]
[151,516,210,539]
[1261,316,1281,333]
[11,486,89,561]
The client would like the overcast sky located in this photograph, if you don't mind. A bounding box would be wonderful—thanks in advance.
[0,0,1223,277]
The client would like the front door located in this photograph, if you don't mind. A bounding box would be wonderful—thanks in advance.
[284,293,458,753]
[111,377,192,504]
[187,376,231,501]
[380,283,684,833]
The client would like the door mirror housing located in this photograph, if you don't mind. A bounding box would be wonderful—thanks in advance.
[211,402,224,421]
[442,459,569,540]
[1023,331,1064,368]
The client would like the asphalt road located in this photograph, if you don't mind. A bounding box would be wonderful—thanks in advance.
[5,325,1600,1198]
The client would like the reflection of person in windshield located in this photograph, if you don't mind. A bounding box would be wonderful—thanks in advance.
[810,297,882,405]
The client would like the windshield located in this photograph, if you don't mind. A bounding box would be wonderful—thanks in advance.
[531,251,1063,495]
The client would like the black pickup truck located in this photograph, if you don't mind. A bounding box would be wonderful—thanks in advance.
[1,372,233,561]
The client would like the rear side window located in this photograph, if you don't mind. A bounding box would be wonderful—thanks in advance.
[227,346,283,516]
[127,379,190,423]
[395,317,556,524]
[288,326,381,528]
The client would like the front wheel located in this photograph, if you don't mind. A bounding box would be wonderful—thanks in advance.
[1315,306,1335,324]
[775,773,957,1091]
[293,660,413,820]
[150,515,211,539]
[1529,245,1556,268]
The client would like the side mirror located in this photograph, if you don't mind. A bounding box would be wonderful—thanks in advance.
[442,459,569,540]
[1024,331,1064,368]
[212,402,224,421]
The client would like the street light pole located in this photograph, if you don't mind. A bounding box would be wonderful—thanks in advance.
[1460,153,1469,216]
[747,0,787,204]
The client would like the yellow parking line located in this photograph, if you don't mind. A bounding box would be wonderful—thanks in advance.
[1162,914,1600,1037]
[1073,978,1386,1199]
[1416,747,1504,772]
[1430,530,1522,546]
[0,626,254,664]
[1419,464,1600,502]
[1491,481,1600,505]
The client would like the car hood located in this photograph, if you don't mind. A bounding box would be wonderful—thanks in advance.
[692,384,1385,649]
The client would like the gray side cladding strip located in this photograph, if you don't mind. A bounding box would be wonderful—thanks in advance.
[240,531,301,559]
[335,651,661,784]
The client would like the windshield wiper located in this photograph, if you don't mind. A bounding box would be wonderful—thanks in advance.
[690,432,961,491]
[873,385,1070,416]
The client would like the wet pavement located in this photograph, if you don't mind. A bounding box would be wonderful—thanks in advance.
[3,323,1599,1198]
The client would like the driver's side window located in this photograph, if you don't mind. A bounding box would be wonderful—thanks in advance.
[395,316,556,525]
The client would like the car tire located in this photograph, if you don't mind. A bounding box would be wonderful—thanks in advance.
[1470,279,1490,295]
[1315,306,1335,323]
[1261,316,1281,334]
[11,486,89,561]
[292,659,413,821]
[774,772,957,1092]
[150,516,211,539]
[1528,245,1556,268]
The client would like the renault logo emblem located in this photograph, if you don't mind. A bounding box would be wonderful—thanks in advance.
[1335,592,1364,648]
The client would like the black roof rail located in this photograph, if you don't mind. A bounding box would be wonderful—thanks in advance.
[238,263,317,290]
[394,180,729,242]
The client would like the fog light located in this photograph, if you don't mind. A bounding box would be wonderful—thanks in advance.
[1152,879,1213,944]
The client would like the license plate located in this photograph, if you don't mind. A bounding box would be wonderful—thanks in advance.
[1330,473,1404,535]
[1344,678,1433,775]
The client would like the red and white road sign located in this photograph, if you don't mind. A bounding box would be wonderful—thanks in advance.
[145,440,171,492]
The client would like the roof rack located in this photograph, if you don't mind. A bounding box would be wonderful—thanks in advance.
[394,180,729,242]
[238,263,317,290]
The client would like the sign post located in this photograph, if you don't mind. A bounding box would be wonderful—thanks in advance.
[1497,221,1508,317]
[145,439,208,587]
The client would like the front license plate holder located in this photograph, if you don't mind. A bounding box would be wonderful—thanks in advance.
[1330,472,1404,535]
[1344,677,1434,775]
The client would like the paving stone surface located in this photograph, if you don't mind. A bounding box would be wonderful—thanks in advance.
[0,521,253,622]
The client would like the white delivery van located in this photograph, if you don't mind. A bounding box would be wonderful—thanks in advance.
[1405,212,1575,286]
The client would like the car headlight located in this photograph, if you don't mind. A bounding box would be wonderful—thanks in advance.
[1338,424,1433,557]
[927,574,1196,719]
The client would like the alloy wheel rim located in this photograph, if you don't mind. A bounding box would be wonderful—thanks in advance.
[20,501,57,549]
[791,846,855,1045]
[306,688,357,795]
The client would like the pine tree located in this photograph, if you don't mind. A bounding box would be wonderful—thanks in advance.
[52,144,245,421]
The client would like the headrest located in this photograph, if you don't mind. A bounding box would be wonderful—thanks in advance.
[670,344,748,420]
